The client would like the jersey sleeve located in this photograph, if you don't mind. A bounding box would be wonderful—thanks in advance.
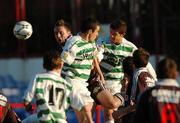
[61,39,79,65]
[96,37,107,62]
[69,87,84,111]
[96,44,104,62]
[146,63,157,82]
[137,72,155,95]
[23,76,37,103]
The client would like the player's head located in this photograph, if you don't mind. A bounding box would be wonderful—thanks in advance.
[123,56,135,76]
[157,58,178,79]
[43,50,63,71]
[133,48,150,68]
[54,19,72,45]
[80,17,100,42]
[110,19,127,44]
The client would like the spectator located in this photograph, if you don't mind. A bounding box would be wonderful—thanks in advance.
[0,91,21,123]
[133,58,180,123]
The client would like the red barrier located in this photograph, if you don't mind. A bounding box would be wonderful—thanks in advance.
[10,103,36,109]
[96,105,104,123]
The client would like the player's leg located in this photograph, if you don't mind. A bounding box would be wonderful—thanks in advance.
[91,102,97,118]
[74,109,84,123]
[74,102,94,123]
[97,90,122,109]
[83,102,94,123]
[104,109,115,123]
[87,74,124,109]
[104,82,122,123]
[70,79,94,123]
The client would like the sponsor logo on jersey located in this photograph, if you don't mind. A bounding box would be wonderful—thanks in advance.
[152,89,180,103]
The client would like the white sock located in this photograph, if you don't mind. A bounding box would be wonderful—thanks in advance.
[105,120,114,123]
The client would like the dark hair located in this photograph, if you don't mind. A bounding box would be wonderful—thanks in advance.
[110,19,127,34]
[123,56,135,76]
[43,50,62,71]
[80,17,100,33]
[157,58,177,79]
[133,48,150,68]
[54,19,71,32]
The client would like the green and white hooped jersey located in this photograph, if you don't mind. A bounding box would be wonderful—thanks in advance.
[61,35,97,83]
[23,71,84,123]
[98,37,137,82]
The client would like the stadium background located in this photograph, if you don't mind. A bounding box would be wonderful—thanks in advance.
[0,0,180,122]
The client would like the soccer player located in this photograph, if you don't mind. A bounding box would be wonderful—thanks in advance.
[54,19,73,53]
[133,58,180,123]
[0,92,21,123]
[54,18,124,113]
[130,48,156,104]
[22,50,85,123]
[112,57,136,123]
[121,56,135,102]
[97,19,157,123]
[61,17,105,123]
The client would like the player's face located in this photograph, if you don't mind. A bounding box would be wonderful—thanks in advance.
[54,26,71,44]
[110,28,123,45]
[89,25,100,42]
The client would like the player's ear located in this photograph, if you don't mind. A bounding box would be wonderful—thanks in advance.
[120,32,125,37]
[88,29,93,34]
[60,62,64,68]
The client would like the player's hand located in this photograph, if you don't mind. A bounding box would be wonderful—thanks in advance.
[130,99,135,106]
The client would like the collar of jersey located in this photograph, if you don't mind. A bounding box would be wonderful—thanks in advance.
[157,79,179,87]
[48,71,60,77]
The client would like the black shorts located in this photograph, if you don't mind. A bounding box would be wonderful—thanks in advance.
[87,72,106,105]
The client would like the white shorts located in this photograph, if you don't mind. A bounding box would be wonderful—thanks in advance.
[105,80,122,95]
[66,77,94,105]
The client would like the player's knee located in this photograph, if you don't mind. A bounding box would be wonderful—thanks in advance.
[111,100,120,109]
[103,94,123,109]
[104,109,114,118]
[84,104,93,113]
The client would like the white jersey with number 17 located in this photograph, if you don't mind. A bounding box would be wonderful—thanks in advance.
[23,71,84,123]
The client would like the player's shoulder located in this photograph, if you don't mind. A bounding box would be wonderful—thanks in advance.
[34,72,58,81]
[122,38,137,49]
[63,35,82,51]
[34,72,48,78]
[69,35,82,42]
[35,72,73,90]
